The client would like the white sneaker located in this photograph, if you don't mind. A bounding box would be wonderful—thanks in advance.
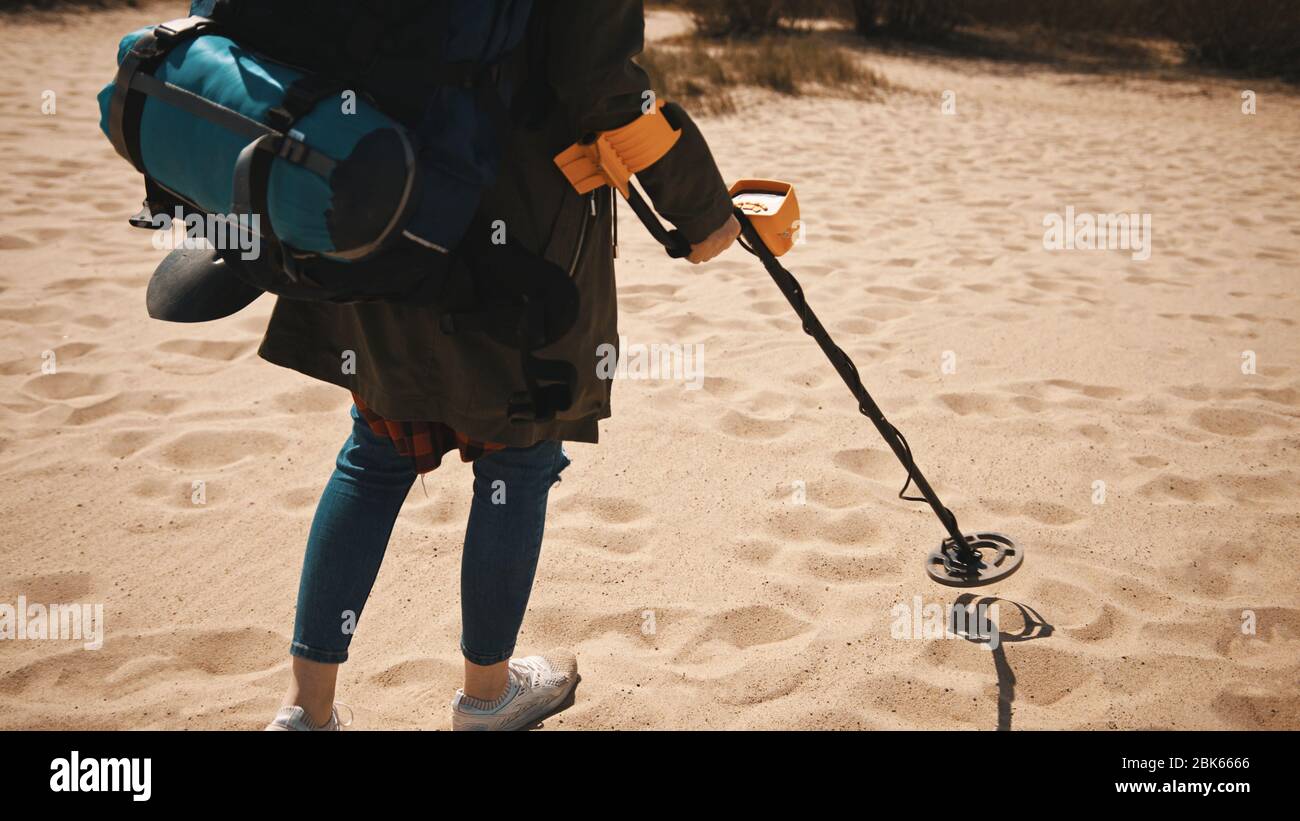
[451,651,578,731]
[264,703,353,731]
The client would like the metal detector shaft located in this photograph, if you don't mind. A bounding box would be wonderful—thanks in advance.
[732,208,979,565]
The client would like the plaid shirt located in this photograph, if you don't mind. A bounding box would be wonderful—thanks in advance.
[351,393,506,474]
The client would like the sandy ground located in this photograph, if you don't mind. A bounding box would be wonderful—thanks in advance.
[1,4,1297,730]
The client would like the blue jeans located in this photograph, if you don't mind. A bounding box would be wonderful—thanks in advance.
[290,405,570,666]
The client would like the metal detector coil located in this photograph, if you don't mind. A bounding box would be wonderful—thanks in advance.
[925,532,1024,587]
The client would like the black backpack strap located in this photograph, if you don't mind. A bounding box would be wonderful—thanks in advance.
[509,354,577,424]
[118,56,337,179]
[509,260,579,423]
[436,225,580,424]
[266,73,347,133]
[509,2,554,127]
[231,134,296,282]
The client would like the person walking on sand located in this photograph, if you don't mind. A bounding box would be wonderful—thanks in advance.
[236,0,740,730]
[133,0,736,731]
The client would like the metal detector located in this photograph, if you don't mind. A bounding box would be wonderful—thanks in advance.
[638,179,1024,587]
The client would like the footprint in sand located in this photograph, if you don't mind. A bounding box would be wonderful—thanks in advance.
[368,657,458,690]
[45,277,114,293]
[0,235,38,250]
[935,392,1016,418]
[983,496,1084,525]
[867,285,933,302]
[1009,395,1048,413]
[151,428,290,470]
[772,471,876,510]
[764,505,881,548]
[1130,454,1168,469]
[1043,379,1127,400]
[0,570,96,603]
[1073,423,1109,442]
[0,626,283,707]
[720,538,780,567]
[1137,473,1212,503]
[747,299,789,317]
[65,390,187,426]
[699,375,743,397]
[797,545,901,583]
[831,446,899,479]
[1020,500,1085,525]
[1210,688,1300,730]
[715,409,793,440]
[0,304,66,324]
[620,283,681,299]
[52,342,104,368]
[270,383,349,414]
[1188,407,1275,437]
[1232,386,1299,407]
[103,429,163,460]
[71,314,114,330]
[674,605,812,665]
[156,338,256,362]
[1233,311,1296,328]
[21,371,115,401]
[127,475,176,502]
[555,493,651,525]
[839,317,878,335]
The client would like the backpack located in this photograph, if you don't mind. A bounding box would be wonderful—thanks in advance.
[99,0,581,423]
[98,0,536,303]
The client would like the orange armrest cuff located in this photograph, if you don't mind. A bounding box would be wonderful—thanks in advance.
[552,99,682,197]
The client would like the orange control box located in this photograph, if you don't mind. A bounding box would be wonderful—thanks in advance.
[729,179,800,257]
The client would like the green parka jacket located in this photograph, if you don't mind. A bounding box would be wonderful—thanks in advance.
[257,0,734,447]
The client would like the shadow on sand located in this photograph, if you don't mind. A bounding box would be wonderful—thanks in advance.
[950,594,1053,731]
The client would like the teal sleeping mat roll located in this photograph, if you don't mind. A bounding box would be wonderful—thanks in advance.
[98,27,416,259]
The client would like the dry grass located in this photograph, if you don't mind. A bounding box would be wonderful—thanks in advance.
[638,34,885,115]
[664,0,1300,80]
[0,0,145,11]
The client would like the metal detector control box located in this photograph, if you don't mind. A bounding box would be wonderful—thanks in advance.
[729,180,800,257]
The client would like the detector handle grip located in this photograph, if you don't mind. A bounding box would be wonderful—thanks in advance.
[624,185,692,258]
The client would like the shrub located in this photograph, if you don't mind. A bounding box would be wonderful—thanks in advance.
[637,42,737,114]
[637,34,880,114]
[839,0,1300,78]
[849,0,963,37]
[1166,0,1300,77]
[679,0,844,36]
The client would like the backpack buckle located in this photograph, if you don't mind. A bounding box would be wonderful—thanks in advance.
[128,200,158,230]
[275,135,308,165]
[152,16,211,47]
[507,393,538,423]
